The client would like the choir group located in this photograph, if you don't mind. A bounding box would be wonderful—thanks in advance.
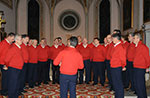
[0,29,149,98]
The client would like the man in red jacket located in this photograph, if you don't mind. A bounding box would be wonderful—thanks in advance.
[28,39,38,88]
[50,38,63,84]
[57,37,66,49]
[121,35,130,89]
[105,34,114,91]
[37,38,49,85]
[91,37,106,86]
[19,34,29,93]
[5,35,24,98]
[77,38,91,84]
[54,36,84,98]
[0,32,15,96]
[110,33,126,98]
[126,32,136,92]
[133,33,149,98]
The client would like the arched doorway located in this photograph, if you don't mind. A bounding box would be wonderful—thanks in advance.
[28,0,39,41]
[99,0,110,43]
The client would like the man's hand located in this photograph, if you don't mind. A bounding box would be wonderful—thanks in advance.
[122,67,126,71]
[3,65,8,70]
[146,68,149,73]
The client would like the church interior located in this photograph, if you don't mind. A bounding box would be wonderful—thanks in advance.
[0,0,150,97]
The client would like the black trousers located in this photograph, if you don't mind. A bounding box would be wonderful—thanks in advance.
[19,63,28,92]
[92,62,105,85]
[28,63,38,87]
[8,67,21,98]
[1,64,8,94]
[38,61,48,83]
[133,68,147,98]
[51,60,60,83]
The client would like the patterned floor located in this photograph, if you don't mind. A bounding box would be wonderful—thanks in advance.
[22,82,114,98]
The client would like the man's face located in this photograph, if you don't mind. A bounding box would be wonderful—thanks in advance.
[128,34,133,42]
[112,37,117,44]
[23,37,29,44]
[94,39,99,45]
[33,40,38,46]
[106,35,112,43]
[83,38,87,45]
[133,35,139,44]
[17,36,23,45]
[78,36,82,43]
[8,36,15,44]
[54,39,58,45]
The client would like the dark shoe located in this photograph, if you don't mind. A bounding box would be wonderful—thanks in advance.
[52,82,55,84]
[18,92,24,96]
[92,83,97,85]
[86,82,89,84]
[44,81,49,84]
[22,90,27,93]
[29,86,34,88]
[101,84,104,86]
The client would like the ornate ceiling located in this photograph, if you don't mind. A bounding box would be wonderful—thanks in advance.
[0,0,96,10]
[0,0,13,8]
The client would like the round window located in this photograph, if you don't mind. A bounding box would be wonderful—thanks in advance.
[59,11,80,31]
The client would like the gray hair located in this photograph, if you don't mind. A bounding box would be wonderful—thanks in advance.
[14,34,22,41]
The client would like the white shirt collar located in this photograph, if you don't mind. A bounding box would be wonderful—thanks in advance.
[54,45,58,48]
[95,44,99,47]
[32,45,37,48]
[83,44,87,48]
[41,44,45,48]
[15,43,21,48]
[23,42,27,46]
[114,41,121,47]
[5,39,10,44]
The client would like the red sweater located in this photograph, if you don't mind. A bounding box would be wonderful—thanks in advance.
[46,45,51,59]
[127,42,136,61]
[0,39,11,65]
[28,45,38,63]
[5,44,24,69]
[59,43,66,49]
[88,43,94,49]
[133,41,150,69]
[37,45,49,62]
[110,42,126,68]
[106,42,114,60]
[77,44,91,60]
[50,45,63,60]
[21,43,29,63]
[91,44,106,62]
[54,47,84,75]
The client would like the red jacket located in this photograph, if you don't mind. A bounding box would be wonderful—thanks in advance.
[77,44,91,60]
[21,43,29,63]
[106,42,114,60]
[37,45,49,62]
[54,47,84,75]
[46,45,51,59]
[88,43,94,49]
[5,44,24,69]
[110,42,126,68]
[59,43,66,49]
[0,39,11,65]
[122,41,130,53]
[133,41,150,69]
[127,42,136,61]
[50,45,63,60]
[28,45,38,63]
[91,44,106,62]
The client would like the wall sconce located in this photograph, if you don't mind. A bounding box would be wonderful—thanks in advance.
[0,11,6,29]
